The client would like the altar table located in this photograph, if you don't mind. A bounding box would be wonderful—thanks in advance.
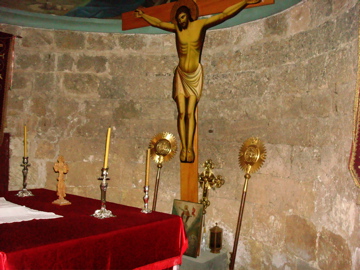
[0,189,188,270]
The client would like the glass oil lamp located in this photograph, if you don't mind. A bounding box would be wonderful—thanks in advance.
[209,223,223,253]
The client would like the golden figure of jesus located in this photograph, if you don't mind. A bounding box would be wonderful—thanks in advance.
[135,0,260,163]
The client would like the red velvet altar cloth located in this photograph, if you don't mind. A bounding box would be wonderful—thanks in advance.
[0,189,188,270]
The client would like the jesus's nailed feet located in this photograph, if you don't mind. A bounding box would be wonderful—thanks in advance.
[180,148,187,162]
[179,148,195,163]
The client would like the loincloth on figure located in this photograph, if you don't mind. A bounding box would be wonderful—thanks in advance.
[173,64,204,102]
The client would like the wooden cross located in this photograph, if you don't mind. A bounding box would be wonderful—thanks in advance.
[180,118,199,202]
[122,0,274,203]
[53,155,71,205]
[122,0,274,30]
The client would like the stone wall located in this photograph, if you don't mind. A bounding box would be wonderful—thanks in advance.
[1,0,359,269]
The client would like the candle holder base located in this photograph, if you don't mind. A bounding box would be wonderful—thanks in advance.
[141,185,152,214]
[141,208,152,214]
[16,189,34,197]
[52,198,71,206]
[92,207,116,219]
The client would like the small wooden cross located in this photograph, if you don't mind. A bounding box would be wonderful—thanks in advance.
[52,155,71,206]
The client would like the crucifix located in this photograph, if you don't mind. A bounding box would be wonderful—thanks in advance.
[123,0,271,202]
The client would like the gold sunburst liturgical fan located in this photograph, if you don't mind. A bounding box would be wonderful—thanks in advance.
[149,132,177,211]
[229,137,266,270]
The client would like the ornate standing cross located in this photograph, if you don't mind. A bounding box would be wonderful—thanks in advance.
[199,159,225,214]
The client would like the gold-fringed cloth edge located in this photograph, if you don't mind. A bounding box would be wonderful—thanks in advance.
[349,19,360,188]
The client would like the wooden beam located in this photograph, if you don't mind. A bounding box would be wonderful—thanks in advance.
[122,0,274,31]
[180,126,198,203]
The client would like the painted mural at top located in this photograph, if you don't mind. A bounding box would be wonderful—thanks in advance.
[0,0,174,18]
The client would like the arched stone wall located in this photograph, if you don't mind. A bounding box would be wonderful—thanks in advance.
[1,0,359,269]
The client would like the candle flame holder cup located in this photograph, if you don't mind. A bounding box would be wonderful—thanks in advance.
[16,157,34,197]
[91,168,116,219]
[141,185,152,214]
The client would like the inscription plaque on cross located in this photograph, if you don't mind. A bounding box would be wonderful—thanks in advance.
[123,0,271,202]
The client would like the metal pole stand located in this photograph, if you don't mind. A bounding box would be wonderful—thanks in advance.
[151,163,162,211]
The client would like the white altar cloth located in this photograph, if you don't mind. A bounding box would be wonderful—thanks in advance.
[0,197,62,224]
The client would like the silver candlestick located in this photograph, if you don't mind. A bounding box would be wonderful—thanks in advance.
[92,168,116,219]
[16,157,34,197]
[141,185,152,214]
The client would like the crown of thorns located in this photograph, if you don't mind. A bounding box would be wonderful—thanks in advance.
[170,0,199,24]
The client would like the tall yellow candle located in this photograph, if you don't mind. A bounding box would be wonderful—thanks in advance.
[24,125,27,157]
[145,148,150,186]
[103,127,111,169]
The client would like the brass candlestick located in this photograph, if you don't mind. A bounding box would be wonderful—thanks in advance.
[229,137,266,270]
[16,157,34,197]
[149,132,177,211]
[92,168,116,219]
